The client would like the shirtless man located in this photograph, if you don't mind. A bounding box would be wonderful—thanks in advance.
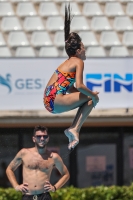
[6,125,70,200]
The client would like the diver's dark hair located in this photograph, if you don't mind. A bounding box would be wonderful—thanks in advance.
[33,125,48,136]
[64,4,82,57]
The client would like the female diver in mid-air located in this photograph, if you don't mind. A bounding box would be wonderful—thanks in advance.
[44,4,99,150]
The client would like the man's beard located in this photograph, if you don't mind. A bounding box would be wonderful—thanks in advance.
[35,142,46,149]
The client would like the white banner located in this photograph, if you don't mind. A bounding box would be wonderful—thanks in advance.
[84,58,133,109]
[0,58,133,110]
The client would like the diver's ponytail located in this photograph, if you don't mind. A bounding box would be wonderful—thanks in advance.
[64,4,73,41]
[64,4,81,56]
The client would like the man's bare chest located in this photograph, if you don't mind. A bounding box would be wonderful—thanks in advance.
[23,155,55,171]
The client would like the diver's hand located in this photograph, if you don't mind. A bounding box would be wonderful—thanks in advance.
[15,183,29,193]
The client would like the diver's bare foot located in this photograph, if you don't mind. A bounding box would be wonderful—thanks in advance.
[64,129,73,150]
[64,128,79,150]
[70,139,79,149]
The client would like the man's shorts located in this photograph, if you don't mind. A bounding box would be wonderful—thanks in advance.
[22,193,52,200]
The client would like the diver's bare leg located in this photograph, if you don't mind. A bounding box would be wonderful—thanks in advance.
[65,100,93,149]
[54,92,93,149]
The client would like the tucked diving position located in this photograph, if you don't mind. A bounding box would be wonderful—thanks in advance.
[43,4,99,150]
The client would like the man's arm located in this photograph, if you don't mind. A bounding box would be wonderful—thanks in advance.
[44,153,70,192]
[54,153,70,190]
[6,148,28,193]
[6,149,23,188]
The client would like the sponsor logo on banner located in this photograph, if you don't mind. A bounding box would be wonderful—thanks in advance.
[0,74,12,93]
[86,73,133,92]
[0,73,45,95]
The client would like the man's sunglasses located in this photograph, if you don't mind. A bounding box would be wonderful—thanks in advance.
[35,135,49,139]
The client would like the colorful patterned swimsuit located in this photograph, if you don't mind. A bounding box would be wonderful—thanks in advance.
[43,68,76,113]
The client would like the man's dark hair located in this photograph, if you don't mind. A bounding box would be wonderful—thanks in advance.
[33,125,48,136]
[64,3,81,57]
